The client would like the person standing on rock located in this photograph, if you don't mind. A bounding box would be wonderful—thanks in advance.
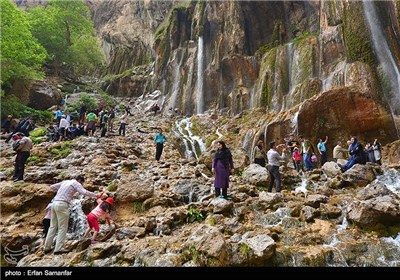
[266,141,286,193]
[212,140,234,199]
[154,128,167,161]
[317,136,328,167]
[253,140,267,167]
[44,175,97,255]
[11,132,33,182]
[372,139,382,165]
[118,112,127,136]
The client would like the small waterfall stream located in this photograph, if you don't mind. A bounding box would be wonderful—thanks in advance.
[195,36,204,114]
[174,118,207,161]
[67,198,88,239]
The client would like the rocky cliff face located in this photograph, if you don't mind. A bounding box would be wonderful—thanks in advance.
[86,0,175,74]
[92,0,400,144]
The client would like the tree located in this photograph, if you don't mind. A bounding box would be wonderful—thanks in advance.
[0,0,47,88]
[27,0,104,77]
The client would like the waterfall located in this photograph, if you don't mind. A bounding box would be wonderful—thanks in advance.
[195,37,204,114]
[294,175,308,198]
[249,87,255,109]
[242,129,253,160]
[287,42,294,94]
[175,118,207,161]
[263,124,269,143]
[68,198,88,238]
[363,0,400,137]
[167,51,184,111]
[374,168,400,196]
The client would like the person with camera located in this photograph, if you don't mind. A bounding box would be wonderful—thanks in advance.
[267,141,286,193]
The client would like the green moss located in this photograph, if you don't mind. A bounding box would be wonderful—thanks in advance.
[51,141,72,159]
[27,155,42,164]
[239,242,250,258]
[343,2,376,65]
[106,182,117,192]
[260,48,278,108]
[132,201,146,213]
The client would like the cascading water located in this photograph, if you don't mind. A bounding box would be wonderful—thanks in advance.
[294,175,308,198]
[195,37,204,114]
[242,129,254,161]
[363,0,400,137]
[374,168,400,196]
[174,118,207,161]
[68,198,88,238]
[167,51,184,111]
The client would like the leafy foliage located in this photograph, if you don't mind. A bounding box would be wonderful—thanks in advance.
[186,207,205,223]
[50,141,72,159]
[27,0,104,77]
[106,182,117,192]
[0,0,47,87]
[0,91,53,123]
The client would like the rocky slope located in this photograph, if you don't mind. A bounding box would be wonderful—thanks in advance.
[1,96,399,267]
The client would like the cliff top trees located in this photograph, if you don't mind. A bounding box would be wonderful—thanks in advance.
[27,0,104,78]
[0,0,47,88]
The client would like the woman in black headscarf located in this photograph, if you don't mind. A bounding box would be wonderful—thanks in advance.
[212,141,234,199]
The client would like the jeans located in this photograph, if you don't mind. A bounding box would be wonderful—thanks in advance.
[268,165,281,192]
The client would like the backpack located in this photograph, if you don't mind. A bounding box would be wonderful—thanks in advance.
[12,139,21,151]
[311,154,318,163]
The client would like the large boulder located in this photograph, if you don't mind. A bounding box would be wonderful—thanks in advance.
[10,79,62,110]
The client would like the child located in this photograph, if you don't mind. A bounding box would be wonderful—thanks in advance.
[42,199,54,246]
[84,195,114,244]
[292,146,302,172]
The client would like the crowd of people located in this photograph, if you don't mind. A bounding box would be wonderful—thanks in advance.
[2,100,386,254]
[254,134,382,178]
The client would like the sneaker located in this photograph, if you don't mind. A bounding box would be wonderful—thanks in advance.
[218,195,224,199]
[54,249,70,255]
[224,196,232,200]
[44,248,53,254]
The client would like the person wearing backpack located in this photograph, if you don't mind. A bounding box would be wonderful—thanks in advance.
[11,132,33,182]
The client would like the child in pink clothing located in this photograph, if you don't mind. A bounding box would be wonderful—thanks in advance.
[292,147,302,172]
[84,195,114,243]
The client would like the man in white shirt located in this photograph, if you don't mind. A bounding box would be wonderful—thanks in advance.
[266,141,286,193]
[44,175,97,254]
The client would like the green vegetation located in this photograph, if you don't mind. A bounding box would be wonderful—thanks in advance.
[186,207,205,223]
[207,217,216,226]
[132,201,145,214]
[28,155,43,165]
[342,2,375,65]
[260,48,276,108]
[68,93,97,113]
[27,0,104,77]
[29,127,47,144]
[50,141,72,159]
[106,182,117,192]
[183,244,203,264]
[0,93,53,122]
[239,242,250,258]
[0,0,47,88]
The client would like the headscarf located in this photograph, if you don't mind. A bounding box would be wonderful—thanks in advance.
[214,141,232,167]
[350,137,359,151]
